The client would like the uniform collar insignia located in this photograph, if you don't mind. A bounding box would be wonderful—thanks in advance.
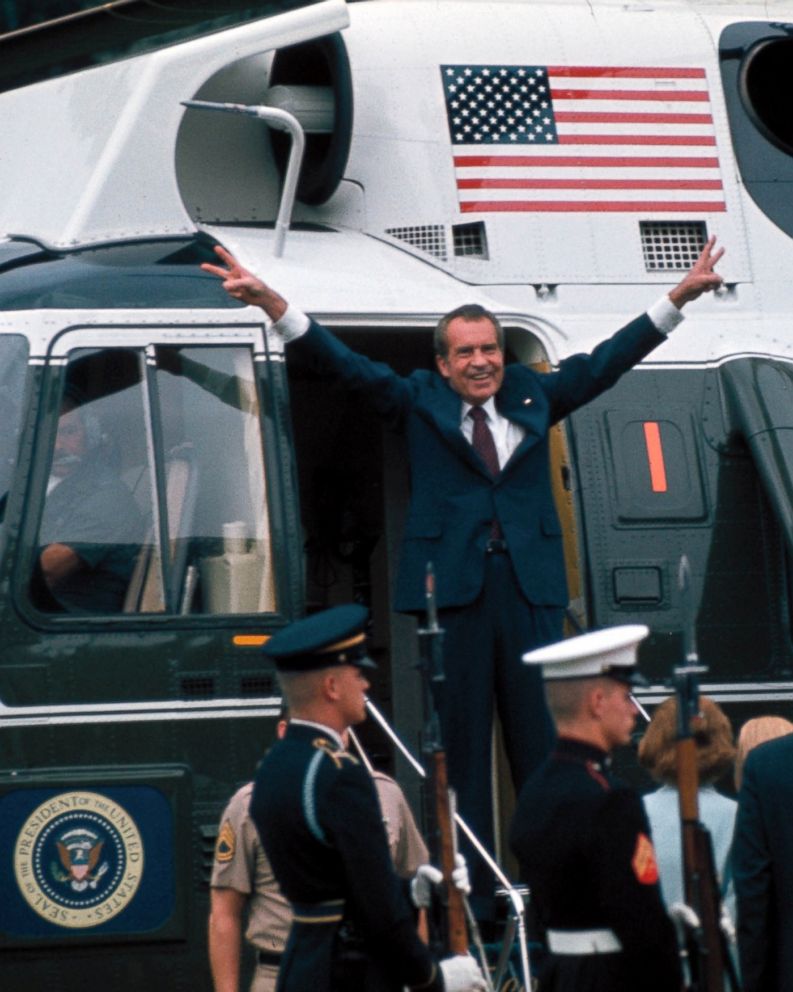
[313,737,359,769]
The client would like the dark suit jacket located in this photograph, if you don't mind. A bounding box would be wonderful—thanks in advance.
[289,313,665,612]
[733,734,793,992]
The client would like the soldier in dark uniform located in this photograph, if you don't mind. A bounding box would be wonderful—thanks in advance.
[250,604,486,992]
[509,625,682,992]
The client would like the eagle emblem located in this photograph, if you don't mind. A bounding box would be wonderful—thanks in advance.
[53,828,108,891]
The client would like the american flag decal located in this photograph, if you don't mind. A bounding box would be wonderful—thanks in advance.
[440,65,726,213]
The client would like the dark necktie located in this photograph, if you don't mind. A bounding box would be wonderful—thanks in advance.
[469,406,500,478]
[469,407,503,541]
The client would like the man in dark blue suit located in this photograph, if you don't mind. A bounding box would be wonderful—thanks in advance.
[204,239,724,911]
[733,732,793,992]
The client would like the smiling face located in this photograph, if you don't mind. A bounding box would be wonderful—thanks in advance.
[435,316,505,406]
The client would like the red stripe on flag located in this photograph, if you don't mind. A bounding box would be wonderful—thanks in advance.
[554,112,714,124]
[558,134,716,146]
[460,200,727,212]
[457,178,723,190]
[546,66,706,79]
[643,422,668,493]
[551,88,709,102]
[453,155,720,168]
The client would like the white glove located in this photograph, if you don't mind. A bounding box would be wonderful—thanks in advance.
[451,853,471,896]
[411,864,443,908]
[440,954,488,992]
[720,905,737,944]
[411,854,471,908]
[668,901,700,930]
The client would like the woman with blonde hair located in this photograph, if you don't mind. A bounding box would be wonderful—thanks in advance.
[638,695,737,914]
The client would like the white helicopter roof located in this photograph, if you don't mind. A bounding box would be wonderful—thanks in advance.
[0,0,349,247]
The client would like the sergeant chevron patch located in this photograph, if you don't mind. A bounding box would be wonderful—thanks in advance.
[215,819,236,863]
[631,832,659,884]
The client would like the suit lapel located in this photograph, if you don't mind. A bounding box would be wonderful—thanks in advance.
[495,369,548,471]
[423,378,491,477]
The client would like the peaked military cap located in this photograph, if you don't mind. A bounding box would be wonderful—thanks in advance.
[263,604,377,672]
[522,624,650,687]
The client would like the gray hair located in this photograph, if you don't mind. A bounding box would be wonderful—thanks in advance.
[434,304,504,357]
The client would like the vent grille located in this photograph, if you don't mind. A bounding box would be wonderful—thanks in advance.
[181,675,215,698]
[240,672,279,697]
[453,221,488,259]
[640,221,707,271]
[385,225,447,261]
[200,823,218,886]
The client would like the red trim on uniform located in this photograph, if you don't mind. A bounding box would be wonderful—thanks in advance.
[585,760,611,791]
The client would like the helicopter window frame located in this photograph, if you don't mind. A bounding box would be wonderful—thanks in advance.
[0,334,30,531]
[21,324,290,623]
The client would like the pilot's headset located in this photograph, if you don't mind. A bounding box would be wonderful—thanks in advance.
[61,386,103,453]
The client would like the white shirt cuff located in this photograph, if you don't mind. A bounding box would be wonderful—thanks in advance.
[272,304,310,341]
[647,295,684,335]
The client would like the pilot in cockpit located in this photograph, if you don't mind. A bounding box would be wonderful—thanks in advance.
[36,389,142,614]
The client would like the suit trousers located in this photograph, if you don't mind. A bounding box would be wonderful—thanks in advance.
[435,551,560,918]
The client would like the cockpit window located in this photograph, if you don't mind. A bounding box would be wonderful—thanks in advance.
[31,342,276,617]
[0,335,29,527]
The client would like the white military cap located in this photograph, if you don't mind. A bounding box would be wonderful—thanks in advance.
[522,624,650,685]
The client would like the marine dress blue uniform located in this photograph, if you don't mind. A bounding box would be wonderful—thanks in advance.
[511,737,681,992]
[509,626,682,992]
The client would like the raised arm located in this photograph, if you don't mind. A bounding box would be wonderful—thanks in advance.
[668,235,725,309]
[202,245,288,322]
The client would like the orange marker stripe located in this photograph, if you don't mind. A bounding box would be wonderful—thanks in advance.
[643,422,668,493]
[233,634,270,647]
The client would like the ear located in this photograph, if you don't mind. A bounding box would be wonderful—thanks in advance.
[435,353,451,380]
[323,671,341,702]
[587,684,607,719]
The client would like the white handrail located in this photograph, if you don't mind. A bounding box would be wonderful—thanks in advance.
[182,99,306,258]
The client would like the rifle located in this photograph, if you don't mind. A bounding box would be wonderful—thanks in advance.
[674,556,740,992]
[364,697,531,992]
[417,561,468,955]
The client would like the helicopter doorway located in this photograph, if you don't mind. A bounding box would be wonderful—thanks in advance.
[285,326,429,777]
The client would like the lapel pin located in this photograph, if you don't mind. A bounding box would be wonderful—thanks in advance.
[523,398,533,406]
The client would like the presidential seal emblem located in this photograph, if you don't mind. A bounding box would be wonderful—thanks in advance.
[14,790,144,928]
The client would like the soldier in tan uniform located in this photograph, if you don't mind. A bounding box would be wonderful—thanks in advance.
[210,780,292,992]
[209,726,429,992]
